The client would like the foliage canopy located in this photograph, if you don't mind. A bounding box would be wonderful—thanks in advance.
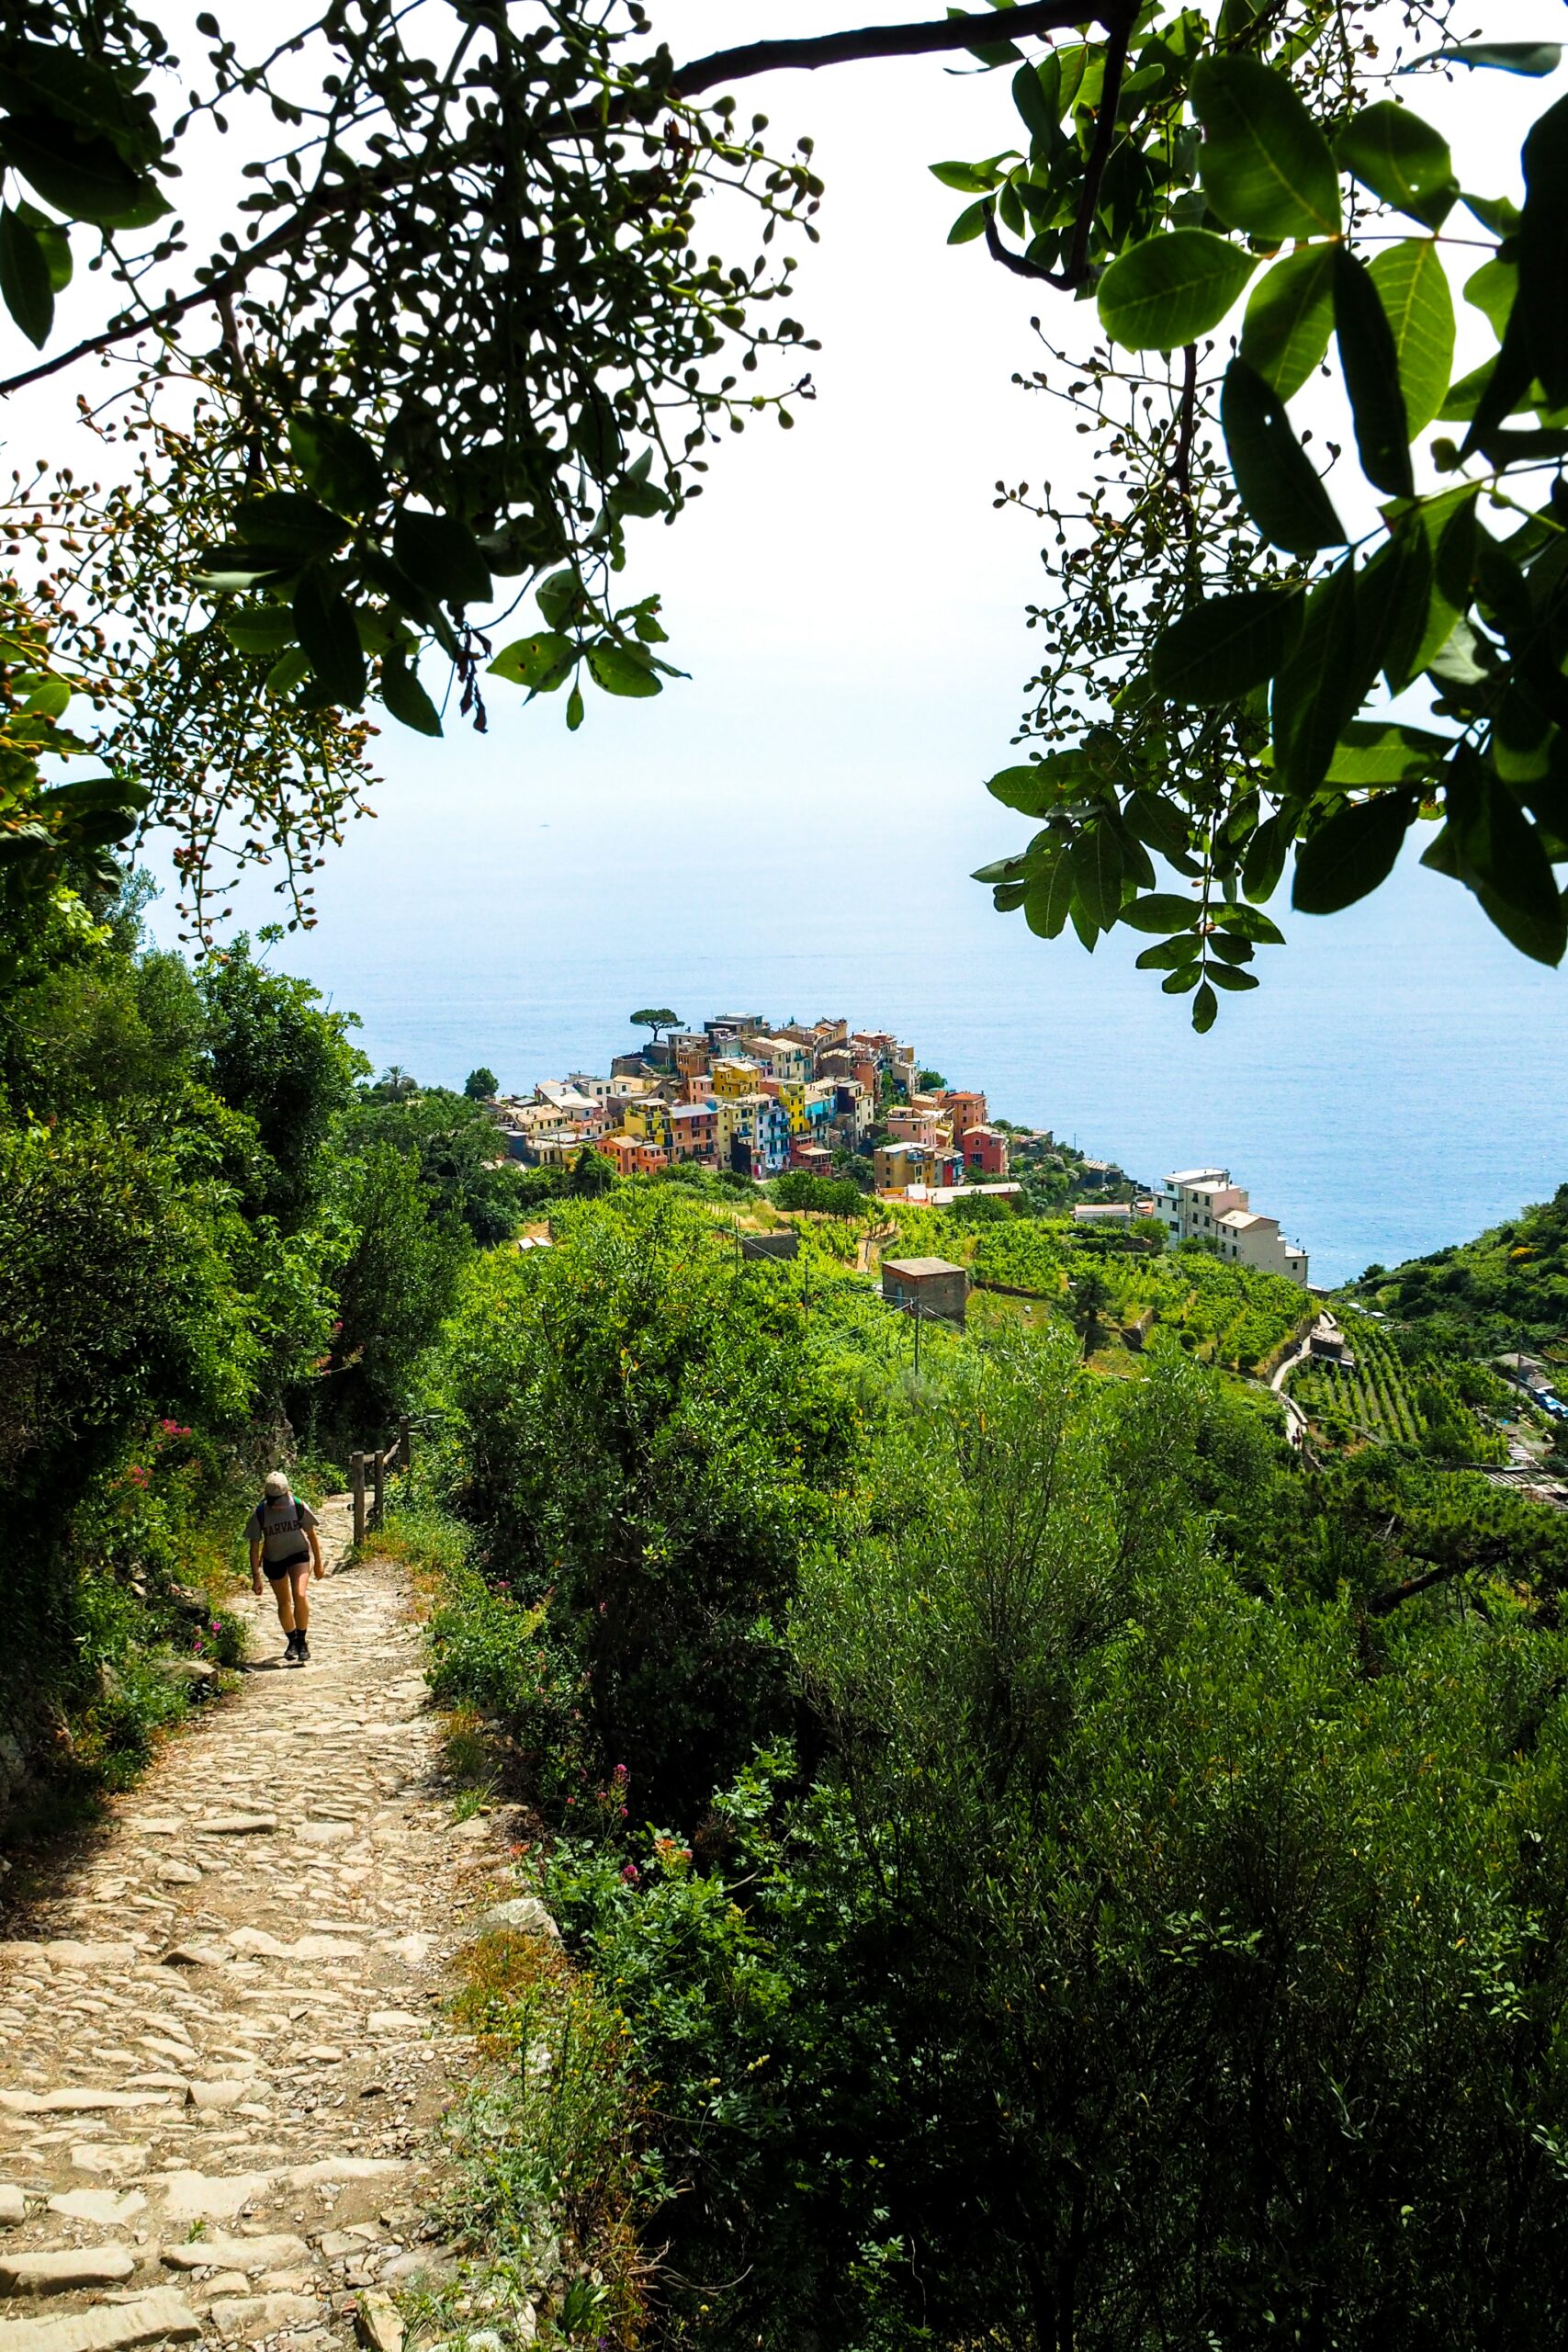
[3,3,1568,1018]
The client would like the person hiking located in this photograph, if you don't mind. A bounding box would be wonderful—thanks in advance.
[247,1470,324,1664]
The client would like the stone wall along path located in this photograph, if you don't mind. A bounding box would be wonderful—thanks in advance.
[0,1499,522,2352]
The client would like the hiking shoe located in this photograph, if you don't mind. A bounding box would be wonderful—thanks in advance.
[293,1634,310,1663]
[284,1629,302,1664]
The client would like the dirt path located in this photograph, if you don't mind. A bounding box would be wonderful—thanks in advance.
[0,1503,520,2352]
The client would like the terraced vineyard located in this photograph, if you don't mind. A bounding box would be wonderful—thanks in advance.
[1289,1317,1506,1461]
[959,1227,1308,1375]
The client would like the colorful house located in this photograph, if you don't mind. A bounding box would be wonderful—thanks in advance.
[670,1102,719,1166]
[964,1125,1010,1179]
[711,1056,763,1100]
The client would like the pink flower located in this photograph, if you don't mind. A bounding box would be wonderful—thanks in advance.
[620,1862,640,1883]
[613,1763,629,1781]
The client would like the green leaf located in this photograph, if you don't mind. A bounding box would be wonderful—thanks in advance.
[1023,854,1074,938]
[1190,978,1218,1033]
[536,571,583,629]
[1206,962,1260,989]
[1271,560,1362,796]
[1406,489,1478,678]
[1237,244,1336,401]
[1360,523,1435,695]
[1433,750,1568,963]
[487,632,576,692]
[1213,901,1286,944]
[1069,825,1124,929]
[1118,892,1202,933]
[971,854,1029,887]
[1325,721,1451,785]
[1242,810,1292,903]
[1190,54,1340,240]
[1332,245,1414,497]
[190,543,302,590]
[1149,589,1301,705]
[1336,103,1456,228]
[1123,789,1193,864]
[0,204,51,345]
[36,772,148,817]
[566,684,585,731]
[1134,936,1201,970]
[235,492,349,557]
[586,640,661,698]
[985,755,1083,816]
[1097,228,1257,352]
[220,608,297,657]
[22,677,69,718]
[1162,965,1201,995]
[1292,794,1416,913]
[1368,240,1454,438]
[380,651,443,737]
[1011,60,1059,143]
[1462,258,1516,340]
[992,879,1030,912]
[1220,357,1345,553]
[1519,92,1568,411]
[947,199,989,246]
[15,199,70,290]
[263,648,309,698]
[930,158,1007,192]
[1424,43,1561,75]
[0,114,168,227]
[393,510,492,610]
[292,565,367,708]
[0,43,158,157]
[288,414,385,516]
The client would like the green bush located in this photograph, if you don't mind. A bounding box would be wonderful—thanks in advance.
[553,1333,1568,2350]
[436,1189,857,1820]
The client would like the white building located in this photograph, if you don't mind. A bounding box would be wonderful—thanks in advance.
[1157,1166,1309,1285]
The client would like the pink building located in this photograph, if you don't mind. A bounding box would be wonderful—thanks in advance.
[964,1125,1010,1179]
[671,1102,719,1166]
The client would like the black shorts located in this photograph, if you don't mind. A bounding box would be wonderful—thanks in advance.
[263,1551,310,1582]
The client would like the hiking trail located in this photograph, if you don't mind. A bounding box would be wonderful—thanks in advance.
[0,1502,524,2352]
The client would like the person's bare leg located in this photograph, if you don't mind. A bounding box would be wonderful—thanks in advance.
[273,1576,296,1636]
[291,1566,310,1636]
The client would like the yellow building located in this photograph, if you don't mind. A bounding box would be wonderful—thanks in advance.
[711,1057,762,1100]
[623,1097,672,1147]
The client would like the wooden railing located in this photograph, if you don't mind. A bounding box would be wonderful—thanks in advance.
[349,1413,412,1547]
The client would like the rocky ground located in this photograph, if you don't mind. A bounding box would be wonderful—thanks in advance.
[0,1503,529,2352]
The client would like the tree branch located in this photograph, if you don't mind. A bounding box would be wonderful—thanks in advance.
[1367,1555,1493,1617]
[976,1,1135,292]
[0,157,427,402]
[664,1,1121,97]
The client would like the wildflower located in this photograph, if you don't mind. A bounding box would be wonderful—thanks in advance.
[620,1862,640,1883]
[613,1763,628,1781]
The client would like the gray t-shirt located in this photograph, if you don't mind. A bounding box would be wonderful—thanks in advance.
[246,1493,319,1565]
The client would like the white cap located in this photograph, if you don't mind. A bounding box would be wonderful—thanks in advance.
[263,1469,290,1497]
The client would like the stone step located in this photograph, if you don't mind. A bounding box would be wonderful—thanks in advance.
[0,2247,137,2297]
[0,2290,200,2352]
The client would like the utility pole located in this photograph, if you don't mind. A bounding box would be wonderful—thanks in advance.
[913,1295,922,1378]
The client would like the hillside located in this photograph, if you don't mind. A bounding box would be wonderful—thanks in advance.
[1345,1185,1568,1358]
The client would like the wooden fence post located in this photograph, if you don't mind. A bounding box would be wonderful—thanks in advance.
[372,1448,386,1530]
[399,1414,412,1480]
[350,1452,366,1548]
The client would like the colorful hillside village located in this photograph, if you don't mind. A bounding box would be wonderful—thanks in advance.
[495,1012,1010,1194]
[492,1012,1310,1284]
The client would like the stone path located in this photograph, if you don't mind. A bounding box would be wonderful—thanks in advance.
[0,1502,521,2352]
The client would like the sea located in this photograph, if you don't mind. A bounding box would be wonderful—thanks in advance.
[157,705,1568,1293]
